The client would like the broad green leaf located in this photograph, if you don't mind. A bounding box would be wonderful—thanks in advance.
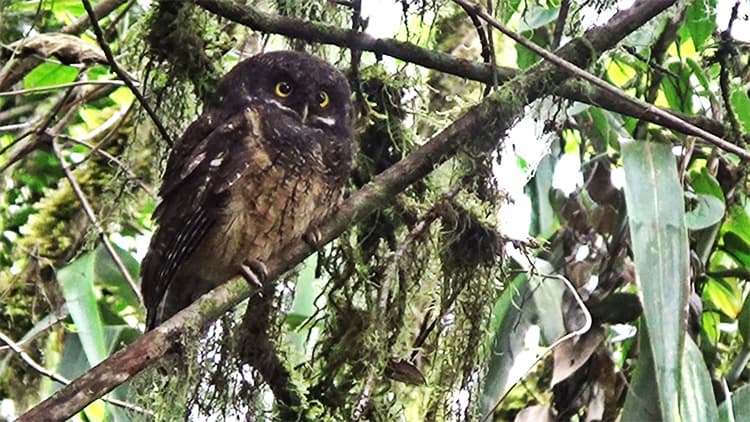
[515,30,547,70]
[479,259,563,418]
[607,59,637,88]
[690,167,725,201]
[686,58,711,93]
[661,62,693,112]
[287,255,319,330]
[23,62,79,90]
[685,194,725,231]
[704,276,742,318]
[527,152,558,238]
[479,273,531,417]
[622,323,661,421]
[738,293,750,344]
[730,90,750,133]
[724,204,750,246]
[92,242,140,310]
[58,251,108,368]
[517,6,558,31]
[719,383,750,422]
[723,232,750,268]
[680,337,718,421]
[622,139,689,422]
[686,0,717,49]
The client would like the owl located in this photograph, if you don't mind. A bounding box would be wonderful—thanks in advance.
[141,51,354,330]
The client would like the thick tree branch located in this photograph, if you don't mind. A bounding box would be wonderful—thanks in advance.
[195,0,747,149]
[456,0,748,158]
[19,1,675,420]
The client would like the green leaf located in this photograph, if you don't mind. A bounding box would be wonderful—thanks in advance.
[58,251,108,368]
[724,204,750,246]
[479,273,531,417]
[517,6,558,31]
[287,255,319,330]
[92,242,140,309]
[690,167,725,201]
[23,62,79,90]
[680,337,719,421]
[685,194,725,231]
[719,383,750,422]
[661,62,693,112]
[479,257,563,418]
[730,90,750,133]
[738,293,750,344]
[622,139,689,422]
[686,58,712,93]
[686,0,717,49]
[704,276,743,319]
[622,323,662,421]
[527,151,558,238]
[723,232,750,268]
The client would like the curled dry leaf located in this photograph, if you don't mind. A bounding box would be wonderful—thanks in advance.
[551,325,605,387]
[7,33,107,65]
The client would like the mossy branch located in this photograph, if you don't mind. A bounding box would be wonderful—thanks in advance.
[18,1,676,419]
[195,0,745,148]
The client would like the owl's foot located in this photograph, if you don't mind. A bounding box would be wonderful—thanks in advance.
[303,227,323,249]
[240,258,269,288]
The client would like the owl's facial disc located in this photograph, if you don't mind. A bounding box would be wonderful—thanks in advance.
[262,76,340,130]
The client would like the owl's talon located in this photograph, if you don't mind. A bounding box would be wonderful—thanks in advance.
[240,258,268,288]
[303,228,323,249]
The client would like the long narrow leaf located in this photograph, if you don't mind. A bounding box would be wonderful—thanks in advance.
[622,139,690,421]
[58,251,107,367]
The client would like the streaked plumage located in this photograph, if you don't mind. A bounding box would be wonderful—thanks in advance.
[141,51,354,330]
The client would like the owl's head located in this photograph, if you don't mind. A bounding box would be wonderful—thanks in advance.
[212,51,353,137]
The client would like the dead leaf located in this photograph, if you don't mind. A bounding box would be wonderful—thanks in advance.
[384,358,425,385]
[8,33,107,65]
[551,325,605,387]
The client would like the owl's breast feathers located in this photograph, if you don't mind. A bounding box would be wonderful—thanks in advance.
[141,104,351,329]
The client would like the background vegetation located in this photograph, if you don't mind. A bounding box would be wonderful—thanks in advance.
[1,0,749,421]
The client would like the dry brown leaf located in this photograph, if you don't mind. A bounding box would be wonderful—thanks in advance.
[8,33,106,65]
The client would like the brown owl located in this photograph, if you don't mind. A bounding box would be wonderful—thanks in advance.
[141,51,354,330]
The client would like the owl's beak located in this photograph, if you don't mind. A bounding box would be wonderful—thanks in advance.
[300,104,309,124]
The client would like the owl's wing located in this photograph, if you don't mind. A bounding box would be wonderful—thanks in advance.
[141,107,259,329]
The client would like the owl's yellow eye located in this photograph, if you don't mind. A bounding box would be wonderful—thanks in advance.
[275,81,292,98]
[317,90,330,108]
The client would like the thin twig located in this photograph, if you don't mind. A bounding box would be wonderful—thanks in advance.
[552,0,570,49]
[50,139,143,304]
[57,133,156,199]
[80,0,172,146]
[0,79,129,97]
[453,0,750,160]
[0,330,152,415]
